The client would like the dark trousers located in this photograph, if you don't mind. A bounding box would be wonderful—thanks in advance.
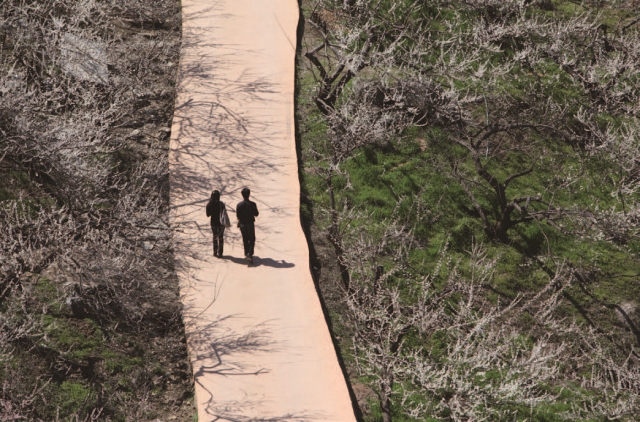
[239,223,255,257]
[211,225,225,256]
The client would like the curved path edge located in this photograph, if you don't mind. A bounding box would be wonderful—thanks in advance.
[168,0,356,420]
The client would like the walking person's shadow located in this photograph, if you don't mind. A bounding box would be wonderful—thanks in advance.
[225,255,294,268]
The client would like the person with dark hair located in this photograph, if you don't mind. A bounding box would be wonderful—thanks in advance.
[206,190,230,257]
[236,187,259,264]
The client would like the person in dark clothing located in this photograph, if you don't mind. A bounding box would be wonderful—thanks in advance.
[236,187,259,264]
[205,190,229,257]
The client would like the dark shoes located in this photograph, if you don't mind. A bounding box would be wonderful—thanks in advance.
[246,255,253,265]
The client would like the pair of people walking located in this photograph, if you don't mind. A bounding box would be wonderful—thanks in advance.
[205,188,259,264]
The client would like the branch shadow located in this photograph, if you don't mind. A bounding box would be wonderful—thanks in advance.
[170,7,286,214]
[170,0,289,257]
[185,309,322,420]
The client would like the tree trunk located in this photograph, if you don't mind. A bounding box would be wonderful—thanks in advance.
[380,392,392,422]
[492,202,517,242]
[379,370,394,422]
[327,174,351,291]
[492,221,510,242]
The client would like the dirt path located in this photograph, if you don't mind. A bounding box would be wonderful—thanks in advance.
[169,1,356,420]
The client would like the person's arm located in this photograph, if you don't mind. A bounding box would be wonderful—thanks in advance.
[253,202,259,217]
[205,201,211,217]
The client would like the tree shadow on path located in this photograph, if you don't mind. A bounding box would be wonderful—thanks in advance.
[186,311,322,421]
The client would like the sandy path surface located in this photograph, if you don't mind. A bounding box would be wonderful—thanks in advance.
[168,1,356,420]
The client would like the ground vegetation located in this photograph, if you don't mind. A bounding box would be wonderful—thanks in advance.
[297,0,640,420]
[0,0,194,420]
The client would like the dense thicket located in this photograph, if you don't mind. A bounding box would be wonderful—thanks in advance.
[299,1,640,420]
[0,0,193,419]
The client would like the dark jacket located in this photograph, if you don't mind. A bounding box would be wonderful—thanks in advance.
[206,200,226,227]
[236,199,259,224]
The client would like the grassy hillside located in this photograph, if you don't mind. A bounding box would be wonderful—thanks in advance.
[296,1,640,420]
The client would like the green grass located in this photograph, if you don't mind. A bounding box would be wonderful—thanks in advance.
[2,285,154,420]
[57,381,92,416]
[300,104,640,419]
[296,1,640,419]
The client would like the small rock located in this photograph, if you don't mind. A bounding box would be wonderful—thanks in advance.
[615,302,640,328]
[128,129,142,139]
[120,119,140,128]
[60,33,108,84]
[40,262,61,280]
[19,271,34,284]
[66,295,91,318]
